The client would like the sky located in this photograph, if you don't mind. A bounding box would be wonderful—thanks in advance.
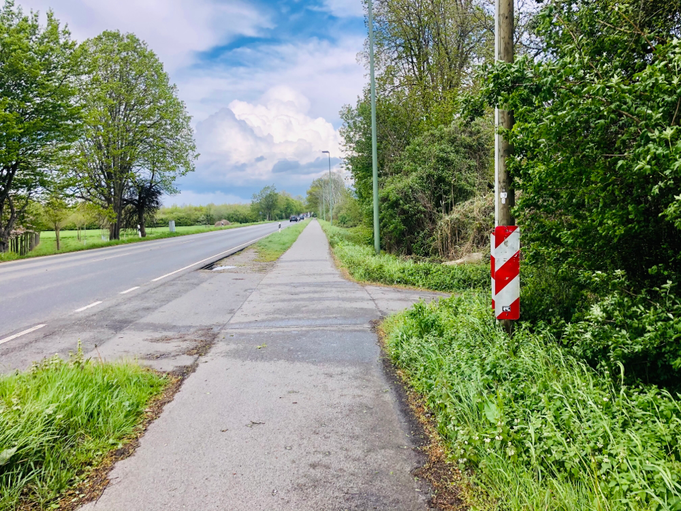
[19,0,368,205]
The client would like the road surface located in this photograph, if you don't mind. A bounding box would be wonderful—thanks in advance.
[0,222,290,342]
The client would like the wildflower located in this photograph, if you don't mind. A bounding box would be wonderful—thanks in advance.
[484,438,491,443]
[495,436,502,441]
[603,397,608,402]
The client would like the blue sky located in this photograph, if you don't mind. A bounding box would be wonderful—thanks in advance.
[20,0,367,204]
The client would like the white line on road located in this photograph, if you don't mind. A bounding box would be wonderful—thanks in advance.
[151,232,273,283]
[74,301,102,313]
[0,324,46,346]
[120,286,140,295]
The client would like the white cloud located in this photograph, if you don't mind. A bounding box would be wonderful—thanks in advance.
[17,0,271,70]
[319,0,364,18]
[175,36,366,124]
[194,86,342,189]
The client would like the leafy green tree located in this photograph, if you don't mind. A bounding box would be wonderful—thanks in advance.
[379,119,492,255]
[74,31,197,240]
[251,185,279,221]
[42,193,70,251]
[0,1,81,252]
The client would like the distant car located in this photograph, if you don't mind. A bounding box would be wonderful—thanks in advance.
[289,215,298,222]
[298,215,305,221]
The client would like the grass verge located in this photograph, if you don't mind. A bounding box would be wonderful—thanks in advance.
[319,221,488,292]
[0,222,270,264]
[382,291,681,510]
[0,349,168,510]
[253,219,310,262]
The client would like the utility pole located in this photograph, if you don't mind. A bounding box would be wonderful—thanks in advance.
[368,0,380,255]
[495,0,514,227]
[493,0,517,333]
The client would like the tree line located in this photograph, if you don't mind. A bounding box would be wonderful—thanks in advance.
[0,0,197,252]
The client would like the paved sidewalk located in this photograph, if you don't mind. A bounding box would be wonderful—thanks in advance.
[82,220,444,511]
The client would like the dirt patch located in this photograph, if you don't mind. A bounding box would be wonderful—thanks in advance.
[208,247,274,274]
[376,323,468,511]
[50,341,215,511]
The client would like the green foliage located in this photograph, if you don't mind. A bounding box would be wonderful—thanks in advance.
[563,276,681,389]
[477,1,681,288]
[322,221,488,291]
[0,349,166,509]
[74,30,197,240]
[379,120,492,255]
[0,1,81,252]
[384,292,681,510]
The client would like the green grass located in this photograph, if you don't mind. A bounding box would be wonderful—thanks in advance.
[383,292,681,510]
[0,222,269,263]
[319,221,488,292]
[0,349,167,510]
[253,219,310,261]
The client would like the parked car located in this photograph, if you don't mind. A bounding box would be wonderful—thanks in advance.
[289,215,298,222]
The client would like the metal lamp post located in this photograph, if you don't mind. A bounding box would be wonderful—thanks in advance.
[322,150,332,225]
[368,0,380,254]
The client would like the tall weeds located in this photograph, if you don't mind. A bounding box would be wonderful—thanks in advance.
[0,351,166,509]
[384,292,681,510]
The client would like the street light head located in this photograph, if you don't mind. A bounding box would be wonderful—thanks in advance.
[322,150,330,154]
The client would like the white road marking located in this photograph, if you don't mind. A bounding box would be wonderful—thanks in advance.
[151,232,273,283]
[120,286,140,294]
[0,324,46,346]
[74,301,102,313]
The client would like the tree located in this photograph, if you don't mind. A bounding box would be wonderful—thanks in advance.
[74,31,197,240]
[42,193,70,251]
[122,180,162,236]
[251,185,279,221]
[0,1,81,252]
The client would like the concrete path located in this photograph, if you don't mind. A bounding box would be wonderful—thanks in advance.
[81,220,446,511]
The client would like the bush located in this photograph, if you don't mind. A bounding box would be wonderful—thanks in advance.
[384,292,681,510]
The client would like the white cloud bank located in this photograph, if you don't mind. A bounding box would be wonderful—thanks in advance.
[194,86,342,189]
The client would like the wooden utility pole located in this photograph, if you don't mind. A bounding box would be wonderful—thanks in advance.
[494,0,516,333]
[495,0,514,227]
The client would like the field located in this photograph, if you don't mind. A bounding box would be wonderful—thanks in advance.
[0,223,268,263]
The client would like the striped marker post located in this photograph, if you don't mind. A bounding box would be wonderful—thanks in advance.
[492,226,520,320]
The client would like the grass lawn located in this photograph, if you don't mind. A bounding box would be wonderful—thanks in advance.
[0,222,269,263]
[253,219,310,261]
[0,349,168,510]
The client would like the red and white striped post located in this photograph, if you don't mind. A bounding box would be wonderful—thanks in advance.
[491,226,519,320]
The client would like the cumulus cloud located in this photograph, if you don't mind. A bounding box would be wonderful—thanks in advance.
[164,190,248,207]
[176,36,366,124]
[191,86,342,192]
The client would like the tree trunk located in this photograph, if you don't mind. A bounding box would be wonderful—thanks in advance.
[55,226,61,251]
[0,237,7,253]
[137,207,147,237]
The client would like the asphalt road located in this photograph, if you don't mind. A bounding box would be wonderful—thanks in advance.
[0,221,292,342]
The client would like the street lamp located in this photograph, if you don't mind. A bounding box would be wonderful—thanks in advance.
[368,0,380,254]
[322,150,332,226]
